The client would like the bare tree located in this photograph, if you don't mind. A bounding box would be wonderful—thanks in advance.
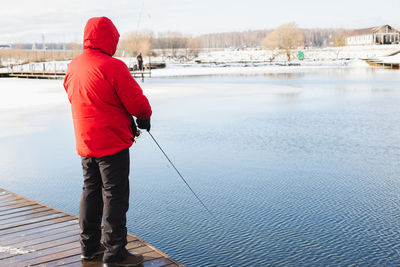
[168,31,186,57]
[196,30,270,48]
[119,30,154,57]
[186,37,202,59]
[67,42,82,59]
[268,49,280,63]
[331,29,346,59]
[153,31,188,58]
[333,29,346,47]
[262,22,303,61]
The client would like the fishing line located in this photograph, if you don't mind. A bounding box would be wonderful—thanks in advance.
[144,131,321,262]
[146,131,221,224]
[134,0,145,50]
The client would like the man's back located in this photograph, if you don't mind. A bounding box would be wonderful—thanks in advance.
[64,17,152,158]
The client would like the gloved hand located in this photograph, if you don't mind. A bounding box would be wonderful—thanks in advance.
[131,119,139,137]
[136,118,151,131]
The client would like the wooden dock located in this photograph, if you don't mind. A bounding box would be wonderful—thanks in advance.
[364,59,400,69]
[0,70,151,80]
[0,188,183,267]
[0,71,66,79]
[364,50,400,69]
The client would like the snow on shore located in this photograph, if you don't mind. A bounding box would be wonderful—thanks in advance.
[1,44,399,76]
[155,44,400,63]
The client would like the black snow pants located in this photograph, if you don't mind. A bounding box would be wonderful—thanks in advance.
[80,148,130,262]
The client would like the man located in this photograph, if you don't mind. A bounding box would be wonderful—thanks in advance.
[64,17,152,266]
[136,52,143,71]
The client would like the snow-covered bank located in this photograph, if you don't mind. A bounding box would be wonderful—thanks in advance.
[1,44,398,76]
[153,44,400,63]
[149,60,369,78]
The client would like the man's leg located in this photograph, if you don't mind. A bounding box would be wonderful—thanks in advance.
[97,149,130,262]
[80,156,103,255]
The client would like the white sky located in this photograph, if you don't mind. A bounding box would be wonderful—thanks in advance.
[1,0,400,43]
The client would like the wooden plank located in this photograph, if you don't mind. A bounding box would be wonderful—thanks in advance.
[0,205,51,218]
[0,219,78,242]
[143,250,165,261]
[126,240,145,250]
[142,258,173,267]
[2,226,79,247]
[0,224,78,245]
[0,194,9,199]
[23,234,79,251]
[0,192,9,198]
[129,245,154,255]
[0,202,37,212]
[0,239,79,263]
[0,191,79,220]
[0,206,50,221]
[36,254,81,267]
[0,204,43,217]
[0,235,78,261]
[127,235,140,242]
[37,254,81,266]
[0,213,68,231]
[17,227,79,248]
[0,193,21,201]
[59,261,85,267]
[17,247,81,266]
[0,199,32,208]
[0,216,75,236]
[0,197,26,207]
[0,209,60,226]
[0,193,14,200]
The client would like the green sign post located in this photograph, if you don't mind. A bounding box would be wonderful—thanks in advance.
[298,51,304,60]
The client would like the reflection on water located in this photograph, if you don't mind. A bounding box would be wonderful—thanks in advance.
[0,68,400,266]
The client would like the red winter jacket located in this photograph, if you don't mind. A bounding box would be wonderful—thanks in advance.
[64,17,152,158]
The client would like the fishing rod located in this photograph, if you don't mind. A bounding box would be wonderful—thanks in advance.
[142,130,219,222]
[134,0,145,50]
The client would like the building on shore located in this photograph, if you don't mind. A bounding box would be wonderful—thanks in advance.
[345,25,400,46]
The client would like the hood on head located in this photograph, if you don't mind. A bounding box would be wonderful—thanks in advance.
[83,17,120,56]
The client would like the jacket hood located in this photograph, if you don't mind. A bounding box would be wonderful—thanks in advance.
[83,17,120,56]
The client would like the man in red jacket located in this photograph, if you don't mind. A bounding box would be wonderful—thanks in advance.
[64,17,152,266]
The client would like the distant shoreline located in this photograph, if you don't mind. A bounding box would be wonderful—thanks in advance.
[2,44,400,78]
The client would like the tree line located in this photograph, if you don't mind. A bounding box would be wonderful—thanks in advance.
[117,23,349,57]
[2,23,350,64]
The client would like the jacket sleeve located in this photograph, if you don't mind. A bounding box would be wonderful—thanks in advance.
[63,71,72,103]
[110,60,152,120]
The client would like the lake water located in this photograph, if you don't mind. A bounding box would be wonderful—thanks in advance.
[1,67,400,266]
